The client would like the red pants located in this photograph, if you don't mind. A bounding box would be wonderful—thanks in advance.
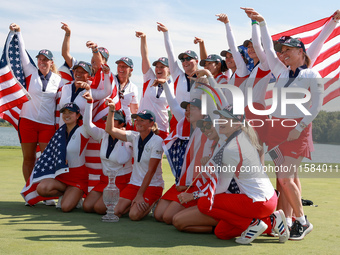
[197,192,277,240]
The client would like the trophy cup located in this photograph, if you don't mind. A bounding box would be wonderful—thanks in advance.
[102,168,120,222]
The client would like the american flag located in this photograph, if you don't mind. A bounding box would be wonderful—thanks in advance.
[265,14,340,107]
[196,141,240,210]
[178,127,213,187]
[0,32,31,127]
[162,117,191,183]
[21,124,69,205]
[267,145,285,166]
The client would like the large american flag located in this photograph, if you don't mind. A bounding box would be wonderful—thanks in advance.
[21,124,69,205]
[265,14,340,107]
[0,32,31,128]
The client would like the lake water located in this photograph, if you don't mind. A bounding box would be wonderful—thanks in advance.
[0,127,339,163]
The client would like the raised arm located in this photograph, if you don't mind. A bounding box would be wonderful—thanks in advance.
[152,78,184,120]
[61,22,73,68]
[82,91,104,142]
[216,14,248,76]
[250,10,287,77]
[157,22,182,77]
[91,65,112,100]
[105,98,128,141]
[136,31,151,74]
[86,40,103,69]
[307,10,340,66]
[9,24,33,71]
[242,7,269,69]
[194,37,208,60]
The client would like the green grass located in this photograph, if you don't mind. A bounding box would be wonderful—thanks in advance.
[1,147,340,255]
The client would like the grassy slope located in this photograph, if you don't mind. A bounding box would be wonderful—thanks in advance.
[0,147,340,255]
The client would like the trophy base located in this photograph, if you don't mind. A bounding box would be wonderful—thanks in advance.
[102,214,119,222]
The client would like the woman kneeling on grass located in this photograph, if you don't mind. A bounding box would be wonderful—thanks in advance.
[36,102,90,212]
[105,100,164,221]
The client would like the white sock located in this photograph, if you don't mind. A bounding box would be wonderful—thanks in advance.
[296,215,307,225]
[286,217,293,227]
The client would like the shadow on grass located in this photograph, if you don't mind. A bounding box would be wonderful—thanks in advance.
[0,201,244,248]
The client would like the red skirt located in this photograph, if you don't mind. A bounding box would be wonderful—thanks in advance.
[161,184,198,208]
[244,103,268,144]
[92,172,132,192]
[55,165,88,194]
[267,117,312,160]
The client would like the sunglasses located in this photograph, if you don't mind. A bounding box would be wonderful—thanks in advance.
[180,56,193,62]
[200,122,212,132]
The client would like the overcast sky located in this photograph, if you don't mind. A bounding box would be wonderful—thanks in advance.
[1,0,339,111]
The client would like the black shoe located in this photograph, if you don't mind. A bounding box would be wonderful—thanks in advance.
[289,216,313,240]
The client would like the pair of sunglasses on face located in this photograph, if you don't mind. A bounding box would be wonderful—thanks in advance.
[180,56,193,62]
[200,122,212,132]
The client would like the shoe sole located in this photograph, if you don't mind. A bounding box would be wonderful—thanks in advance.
[289,223,313,241]
[276,210,290,243]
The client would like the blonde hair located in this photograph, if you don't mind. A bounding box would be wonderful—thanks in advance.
[303,52,311,68]
[50,62,60,76]
[151,121,159,135]
[240,122,262,151]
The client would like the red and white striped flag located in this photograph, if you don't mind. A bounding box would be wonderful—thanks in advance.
[85,68,121,192]
[178,128,213,187]
[265,15,340,107]
[0,32,31,126]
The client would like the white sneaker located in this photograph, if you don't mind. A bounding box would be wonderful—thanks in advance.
[76,198,83,209]
[235,219,268,245]
[56,196,63,209]
[272,209,289,243]
[43,199,56,206]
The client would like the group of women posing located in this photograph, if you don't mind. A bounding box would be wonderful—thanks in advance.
[11,7,340,244]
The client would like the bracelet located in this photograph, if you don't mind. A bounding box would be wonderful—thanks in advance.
[65,33,70,36]
[87,99,94,104]
[92,49,99,53]
[110,110,115,113]
[192,191,199,200]
[252,20,259,25]
[299,121,307,130]
[259,20,266,27]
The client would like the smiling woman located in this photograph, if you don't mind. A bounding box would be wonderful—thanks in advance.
[8,23,64,187]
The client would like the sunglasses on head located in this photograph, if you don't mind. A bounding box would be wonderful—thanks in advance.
[180,56,193,62]
[200,122,212,132]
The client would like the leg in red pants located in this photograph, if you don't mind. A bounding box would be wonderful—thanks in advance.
[197,193,277,240]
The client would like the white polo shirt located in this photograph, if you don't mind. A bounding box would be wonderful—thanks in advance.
[126,130,164,187]
[138,68,173,132]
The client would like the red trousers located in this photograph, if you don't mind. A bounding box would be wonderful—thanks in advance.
[197,192,277,240]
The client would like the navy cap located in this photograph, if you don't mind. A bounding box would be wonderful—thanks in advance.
[275,38,306,53]
[60,102,80,114]
[152,57,169,67]
[199,54,222,67]
[220,47,245,59]
[243,39,252,48]
[115,57,134,68]
[131,109,156,122]
[274,36,292,52]
[73,61,92,76]
[213,105,244,122]
[114,110,126,123]
[178,50,198,60]
[98,47,109,61]
[196,115,212,128]
[36,49,53,60]
[180,98,202,110]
